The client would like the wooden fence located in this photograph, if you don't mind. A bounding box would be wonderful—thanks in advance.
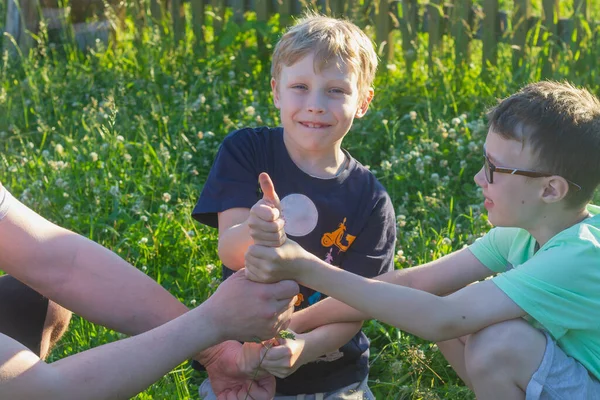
[3,0,597,78]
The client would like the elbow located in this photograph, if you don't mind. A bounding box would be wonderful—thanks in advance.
[217,241,243,271]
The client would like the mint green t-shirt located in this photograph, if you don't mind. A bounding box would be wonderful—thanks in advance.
[469,204,600,380]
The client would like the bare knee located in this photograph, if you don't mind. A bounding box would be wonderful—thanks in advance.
[465,319,545,381]
[39,301,72,360]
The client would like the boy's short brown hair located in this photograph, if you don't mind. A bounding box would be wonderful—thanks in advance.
[487,81,600,208]
[271,12,378,102]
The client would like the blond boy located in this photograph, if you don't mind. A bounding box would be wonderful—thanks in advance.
[193,13,395,398]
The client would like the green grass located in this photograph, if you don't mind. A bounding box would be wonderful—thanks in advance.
[1,3,599,399]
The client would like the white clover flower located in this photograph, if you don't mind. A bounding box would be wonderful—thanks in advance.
[139,237,148,244]
[141,265,148,272]
[90,152,98,162]
[381,160,392,171]
[55,144,64,154]
[206,263,216,273]
[162,192,171,202]
[190,299,197,306]
[206,131,215,137]
[460,160,468,169]
[386,64,397,72]
[439,159,448,168]
[63,204,74,214]
[116,135,125,142]
[187,230,196,237]
[431,173,440,182]
[441,237,452,246]
[140,215,148,222]
[244,106,256,116]
[109,185,120,196]
[451,117,461,126]
[382,119,388,126]
[42,150,50,158]
[409,111,417,121]
[124,153,132,162]
[468,141,478,152]
[27,142,34,149]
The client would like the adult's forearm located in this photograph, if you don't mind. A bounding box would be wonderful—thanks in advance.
[2,305,222,400]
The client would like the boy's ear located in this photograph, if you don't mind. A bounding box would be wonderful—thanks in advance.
[271,78,281,109]
[541,176,570,204]
[355,87,374,119]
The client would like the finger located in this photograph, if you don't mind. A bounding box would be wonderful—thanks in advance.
[251,203,282,223]
[259,172,281,209]
[271,279,300,300]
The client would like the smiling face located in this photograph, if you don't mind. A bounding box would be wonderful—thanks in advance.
[474,129,549,229]
[271,52,373,161]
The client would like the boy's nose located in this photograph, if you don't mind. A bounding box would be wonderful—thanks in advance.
[306,95,326,114]
[474,166,487,188]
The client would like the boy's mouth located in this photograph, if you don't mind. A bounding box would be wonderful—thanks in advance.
[299,121,330,129]
[483,197,494,209]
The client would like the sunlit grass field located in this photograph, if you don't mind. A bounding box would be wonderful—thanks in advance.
[1,2,599,398]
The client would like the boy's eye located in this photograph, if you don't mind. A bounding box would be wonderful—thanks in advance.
[291,84,307,90]
[329,88,348,95]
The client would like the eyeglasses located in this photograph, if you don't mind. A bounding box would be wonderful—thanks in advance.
[482,145,582,192]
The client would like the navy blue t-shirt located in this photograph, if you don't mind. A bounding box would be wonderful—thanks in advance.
[192,127,396,394]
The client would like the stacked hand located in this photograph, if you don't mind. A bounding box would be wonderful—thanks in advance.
[245,173,314,284]
[243,173,315,379]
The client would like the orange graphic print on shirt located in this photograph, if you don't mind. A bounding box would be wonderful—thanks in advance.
[321,217,356,252]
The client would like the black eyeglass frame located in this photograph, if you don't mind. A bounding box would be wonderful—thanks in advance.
[482,145,582,192]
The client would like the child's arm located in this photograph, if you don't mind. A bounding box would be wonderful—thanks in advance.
[246,240,524,342]
[218,190,285,270]
[289,248,493,332]
[259,322,362,379]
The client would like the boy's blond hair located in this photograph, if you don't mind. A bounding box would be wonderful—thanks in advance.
[271,12,378,102]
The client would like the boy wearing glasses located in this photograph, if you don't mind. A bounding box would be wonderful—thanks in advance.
[244,81,600,399]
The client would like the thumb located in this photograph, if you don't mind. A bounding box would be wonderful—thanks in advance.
[259,172,281,209]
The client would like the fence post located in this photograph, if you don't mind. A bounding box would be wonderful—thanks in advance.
[375,0,394,62]
[451,0,472,67]
[279,0,294,26]
[191,0,206,46]
[541,0,559,78]
[399,0,418,74]
[481,0,498,79]
[171,0,185,44]
[328,0,344,16]
[150,0,163,23]
[427,0,443,70]
[255,0,273,62]
[5,0,40,56]
[512,0,531,73]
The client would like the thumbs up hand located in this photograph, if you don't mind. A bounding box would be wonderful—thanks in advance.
[247,172,286,247]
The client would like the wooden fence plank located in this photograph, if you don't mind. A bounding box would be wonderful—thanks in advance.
[451,0,472,66]
[328,0,344,16]
[541,0,559,77]
[427,0,443,69]
[512,0,531,72]
[399,0,418,73]
[150,0,162,22]
[279,0,294,26]
[171,0,185,43]
[191,0,206,45]
[481,0,498,78]
[231,0,245,24]
[5,0,40,56]
[375,0,393,62]
[255,0,273,60]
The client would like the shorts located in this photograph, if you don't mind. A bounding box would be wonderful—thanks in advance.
[199,374,375,400]
[0,275,49,356]
[526,331,600,400]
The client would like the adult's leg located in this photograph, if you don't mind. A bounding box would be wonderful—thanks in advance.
[464,319,546,400]
[0,275,72,359]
